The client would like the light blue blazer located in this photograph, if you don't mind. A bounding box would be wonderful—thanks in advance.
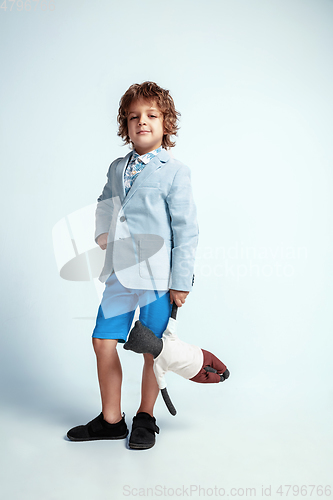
[95,148,199,292]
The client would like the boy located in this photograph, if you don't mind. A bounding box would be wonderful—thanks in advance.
[67,82,198,449]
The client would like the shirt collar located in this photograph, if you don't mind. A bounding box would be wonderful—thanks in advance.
[132,146,163,165]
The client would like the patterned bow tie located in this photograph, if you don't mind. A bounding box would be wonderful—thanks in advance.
[124,147,162,195]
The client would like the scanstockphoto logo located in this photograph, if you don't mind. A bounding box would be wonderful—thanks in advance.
[123,484,258,497]
[122,484,332,497]
[195,243,308,280]
[52,202,306,310]
[0,0,56,12]
[52,201,172,316]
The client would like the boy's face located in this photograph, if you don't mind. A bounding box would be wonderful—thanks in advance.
[127,98,165,155]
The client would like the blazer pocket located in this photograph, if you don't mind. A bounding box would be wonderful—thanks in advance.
[138,237,171,281]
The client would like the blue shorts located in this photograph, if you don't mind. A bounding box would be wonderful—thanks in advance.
[92,272,172,342]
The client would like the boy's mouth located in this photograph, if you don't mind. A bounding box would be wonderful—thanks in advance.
[137,130,150,134]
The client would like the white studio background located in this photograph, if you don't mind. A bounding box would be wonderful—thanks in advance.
[1,0,333,499]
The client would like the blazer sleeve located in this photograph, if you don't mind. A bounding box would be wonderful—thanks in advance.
[166,164,199,291]
[94,162,115,243]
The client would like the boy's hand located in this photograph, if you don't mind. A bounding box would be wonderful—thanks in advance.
[169,289,189,307]
[97,232,108,250]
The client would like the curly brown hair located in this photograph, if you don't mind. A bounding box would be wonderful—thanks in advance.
[117,81,180,149]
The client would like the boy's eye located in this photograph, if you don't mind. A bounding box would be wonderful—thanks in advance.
[129,113,158,120]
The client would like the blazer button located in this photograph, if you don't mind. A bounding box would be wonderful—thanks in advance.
[120,216,126,222]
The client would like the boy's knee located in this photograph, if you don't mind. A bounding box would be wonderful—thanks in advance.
[92,338,118,357]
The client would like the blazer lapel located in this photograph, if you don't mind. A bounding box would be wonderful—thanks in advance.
[114,151,132,203]
[122,149,170,208]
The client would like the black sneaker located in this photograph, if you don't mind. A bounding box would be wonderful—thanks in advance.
[129,412,160,450]
[67,413,128,441]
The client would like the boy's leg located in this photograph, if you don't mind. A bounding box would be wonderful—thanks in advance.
[92,338,122,423]
[128,290,171,450]
[67,337,128,442]
[129,352,160,450]
[91,273,138,423]
[136,290,171,416]
[137,352,160,417]
[66,274,137,441]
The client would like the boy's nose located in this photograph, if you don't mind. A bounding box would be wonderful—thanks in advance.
[138,115,147,126]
